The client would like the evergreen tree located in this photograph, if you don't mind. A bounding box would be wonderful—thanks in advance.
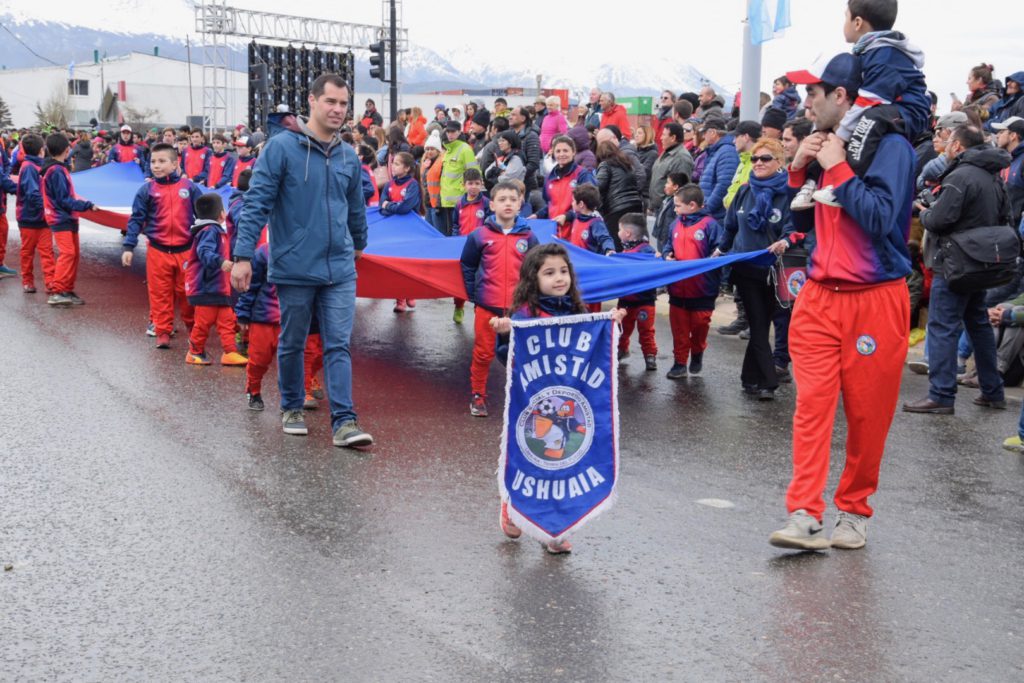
[0,95,12,128]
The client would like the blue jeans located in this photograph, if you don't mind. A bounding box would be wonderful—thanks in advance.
[926,275,1003,405]
[276,279,358,429]
[956,273,1024,361]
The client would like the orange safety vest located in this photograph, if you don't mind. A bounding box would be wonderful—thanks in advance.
[424,153,445,209]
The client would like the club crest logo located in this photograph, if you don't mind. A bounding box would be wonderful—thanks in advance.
[694,229,705,241]
[569,180,577,189]
[787,270,806,297]
[856,335,877,356]
[476,209,485,219]
[516,386,595,471]
[638,310,649,322]
[400,187,407,197]
[770,208,783,223]
[515,238,529,254]
[581,229,590,240]
[178,189,190,198]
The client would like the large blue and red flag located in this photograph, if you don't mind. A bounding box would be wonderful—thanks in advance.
[70,163,776,302]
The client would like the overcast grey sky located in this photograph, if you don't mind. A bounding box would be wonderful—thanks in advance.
[6,0,1020,114]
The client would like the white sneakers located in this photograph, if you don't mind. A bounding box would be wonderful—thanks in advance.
[769,509,869,550]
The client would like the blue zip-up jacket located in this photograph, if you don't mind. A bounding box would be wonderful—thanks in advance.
[40,158,93,232]
[14,155,45,227]
[184,220,232,306]
[460,216,539,314]
[699,135,739,221]
[234,112,368,286]
[234,243,280,325]
[1006,143,1024,225]
[771,86,801,120]
[720,182,794,276]
[226,189,245,257]
[789,133,913,285]
[0,167,16,215]
[124,172,204,253]
[617,241,658,306]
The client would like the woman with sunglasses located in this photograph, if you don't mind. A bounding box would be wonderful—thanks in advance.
[715,138,800,400]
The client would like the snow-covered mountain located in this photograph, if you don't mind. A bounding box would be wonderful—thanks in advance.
[0,9,728,98]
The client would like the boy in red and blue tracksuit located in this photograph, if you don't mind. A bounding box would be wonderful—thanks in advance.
[235,236,279,408]
[181,130,212,184]
[566,186,615,256]
[108,126,147,171]
[455,168,489,235]
[231,136,258,188]
[662,185,722,378]
[13,135,55,292]
[460,181,539,416]
[184,193,247,366]
[123,143,205,346]
[40,135,95,305]
[771,53,913,550]
[206,134,237,189]
[615,213,659,369]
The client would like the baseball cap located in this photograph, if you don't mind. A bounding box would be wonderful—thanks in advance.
[992,116,1024,137]
[234,135,255,148]
[444,119,462,132]
[699,118,727,133]
[734,120,763,138]
[120,124,132,132]
[935,111,968,130]
[786,53,861,94]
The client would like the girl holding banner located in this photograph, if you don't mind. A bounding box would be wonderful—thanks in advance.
[491,244,625,554]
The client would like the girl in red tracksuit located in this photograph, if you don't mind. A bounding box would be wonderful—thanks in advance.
[662,185,722,380]
[40,134,95,306]
[491,242,626,554]
[183,193,248,367]
[380,151,422,313]
[235,235,279,411]
[459,181,539,418]
[615,214,659,370]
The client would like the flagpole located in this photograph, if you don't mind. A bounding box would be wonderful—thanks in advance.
[740,0,762,121]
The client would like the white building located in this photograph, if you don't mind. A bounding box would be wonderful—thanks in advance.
[0,52,247,129]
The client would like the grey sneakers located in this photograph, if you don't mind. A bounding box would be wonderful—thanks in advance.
[333,421,374,448]
[830,511,869,549]
[282,410,308,435]
[769,509,831,550]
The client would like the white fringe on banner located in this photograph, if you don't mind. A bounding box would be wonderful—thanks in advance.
[496,311,621,544]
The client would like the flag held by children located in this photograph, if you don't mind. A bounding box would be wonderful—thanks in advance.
[498,312,619,543]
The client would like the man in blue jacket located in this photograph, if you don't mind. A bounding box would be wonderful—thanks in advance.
[697,118,740,222]
[231,73,373,448]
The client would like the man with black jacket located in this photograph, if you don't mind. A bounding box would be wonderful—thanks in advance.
[509,106,541,195]
[904,125,1012,415]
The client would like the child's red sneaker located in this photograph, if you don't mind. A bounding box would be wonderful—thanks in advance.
[500,501,521,539]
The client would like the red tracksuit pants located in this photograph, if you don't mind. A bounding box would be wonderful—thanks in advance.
[304,333,323,393]
[0,213,8,264]
[52,231,80,294]
[19,227,56,290]
[669,305,712,364]
[190,305,238,355]
[471,307,498,397]
[246,322,280,394]
[787,279,909,521]
[619,305,657,356]
[147,249,194,336]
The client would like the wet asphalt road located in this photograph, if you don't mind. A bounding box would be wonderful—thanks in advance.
[2,221,1023,681]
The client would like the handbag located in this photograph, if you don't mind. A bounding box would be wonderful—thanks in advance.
[939,225,1021,294]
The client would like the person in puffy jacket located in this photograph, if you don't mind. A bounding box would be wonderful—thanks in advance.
[599,92,632,139]
[539,96,568,153]
[595,140,642,250]
[770,76,802,120]
[697,118,739,221]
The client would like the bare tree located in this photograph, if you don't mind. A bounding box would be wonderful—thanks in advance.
[34,84,71,129]
[122,105,162,126]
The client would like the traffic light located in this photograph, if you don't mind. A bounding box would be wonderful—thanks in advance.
[369,41,386,82]
[249,62,268,93]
